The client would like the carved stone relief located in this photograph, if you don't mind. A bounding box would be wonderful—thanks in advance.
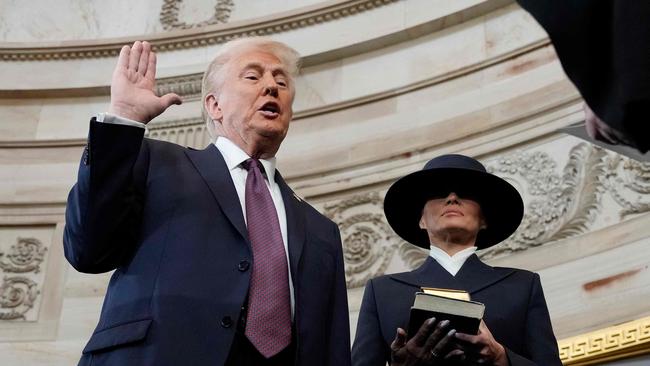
[322,139,650,286]
[479,143,608,260]
[4,0,398,60]
[156,74,204,101]
[0,230,52,322]
[160,0,235,30]
[0,276,39,321]
[0,237,47,274]
[323,192,402,288]
[604,156,650,218]
[147,117,210,148]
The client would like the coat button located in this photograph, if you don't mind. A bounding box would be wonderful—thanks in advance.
[238,260,250,272]
[221,316,232,328]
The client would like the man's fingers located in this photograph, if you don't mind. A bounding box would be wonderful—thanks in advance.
[129,41,143,72]
[138,41,151,76]
[116,45,130,71]
[160,93,183,109]
[584,102,620,144]
[145,51,157,80]
[410,317,436,346]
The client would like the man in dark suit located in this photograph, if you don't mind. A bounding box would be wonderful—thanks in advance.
[516,0,650,153]
[352,154,561,365]
[64,38,350,366]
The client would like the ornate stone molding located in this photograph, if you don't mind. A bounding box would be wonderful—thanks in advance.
[605,157,650,218]
[0,0,398,61]
[0,236,48,322]
[558,316,650,365]
[479,143,608,260]
[0,237,47,274]
[312,141,650,275]
[0,276,39,321]
[155,74,204,101]
[0,38,551,112]
[160,0,234,30]
[146,117,209,147]
[324,192,401,288]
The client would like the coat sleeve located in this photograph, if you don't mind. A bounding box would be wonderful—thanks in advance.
[506,273,562,366]
[328,223,353,366]
[516,0,650,152]
[352,278,390,366]
[63,119,149,273]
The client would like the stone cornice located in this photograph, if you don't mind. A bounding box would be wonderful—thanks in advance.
[0,0,398,61]
[0,38,552,148]
[558,316,650,365]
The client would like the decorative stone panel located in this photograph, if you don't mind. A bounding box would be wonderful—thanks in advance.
[320,136,650,288]
[159,0,235,31]
[323,192,404,288]
[0,231,51,321]
[0,224,65,341]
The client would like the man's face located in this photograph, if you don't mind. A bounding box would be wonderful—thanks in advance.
[419,192,485,241]
[206,50,294,157]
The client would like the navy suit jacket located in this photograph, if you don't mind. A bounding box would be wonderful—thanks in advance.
[64,120,351,366]
[351,255,561,366]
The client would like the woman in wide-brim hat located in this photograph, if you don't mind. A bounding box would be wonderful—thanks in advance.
[351,154,562,366]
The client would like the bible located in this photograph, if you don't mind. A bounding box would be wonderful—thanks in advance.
[407,290,485,337]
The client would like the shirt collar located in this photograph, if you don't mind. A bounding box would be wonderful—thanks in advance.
[429,245,477,266]
[214,137,277,182]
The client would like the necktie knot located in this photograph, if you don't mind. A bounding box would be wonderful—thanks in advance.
[241,158,259,171]
[242,158,267,177]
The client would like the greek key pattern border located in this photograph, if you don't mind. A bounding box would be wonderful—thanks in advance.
[558,316,650,364]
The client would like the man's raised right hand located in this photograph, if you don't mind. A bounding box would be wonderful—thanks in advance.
[108,41,182,124]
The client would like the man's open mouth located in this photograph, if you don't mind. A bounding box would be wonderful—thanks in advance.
[259,102,281,117]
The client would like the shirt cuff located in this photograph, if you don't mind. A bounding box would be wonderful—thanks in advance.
[95,112,146,129]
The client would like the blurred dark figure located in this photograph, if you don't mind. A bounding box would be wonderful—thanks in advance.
[517,0,650,152]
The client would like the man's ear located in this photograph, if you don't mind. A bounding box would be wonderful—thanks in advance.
[204,94,222,122]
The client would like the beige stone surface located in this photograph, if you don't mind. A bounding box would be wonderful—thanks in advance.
[2,0,650,364]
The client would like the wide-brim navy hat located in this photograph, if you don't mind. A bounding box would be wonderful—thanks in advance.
[383,154,524,249]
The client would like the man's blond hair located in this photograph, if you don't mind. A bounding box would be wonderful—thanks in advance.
[201,37,301,141]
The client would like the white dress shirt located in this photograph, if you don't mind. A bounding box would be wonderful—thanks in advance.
[96,113,295,317]
[428,245,477,276]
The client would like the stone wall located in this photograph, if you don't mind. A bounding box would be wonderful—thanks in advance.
[1,0,649,364]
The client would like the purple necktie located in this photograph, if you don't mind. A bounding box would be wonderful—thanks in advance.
[242,158,291,358]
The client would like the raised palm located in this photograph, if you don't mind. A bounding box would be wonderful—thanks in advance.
[108,41,182,124]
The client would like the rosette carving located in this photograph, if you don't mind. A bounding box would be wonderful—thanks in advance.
[324,192,400,288]
[0,276,39,321]
[0,237,47,273]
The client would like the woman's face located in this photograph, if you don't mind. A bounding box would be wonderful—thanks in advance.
[418,192,485,242]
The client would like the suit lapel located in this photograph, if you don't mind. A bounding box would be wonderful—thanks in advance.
[275,171,306,280]
[184,145,249,244]
[389,257,463,290]
[389,255,516,296]
[455,254,516,295]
